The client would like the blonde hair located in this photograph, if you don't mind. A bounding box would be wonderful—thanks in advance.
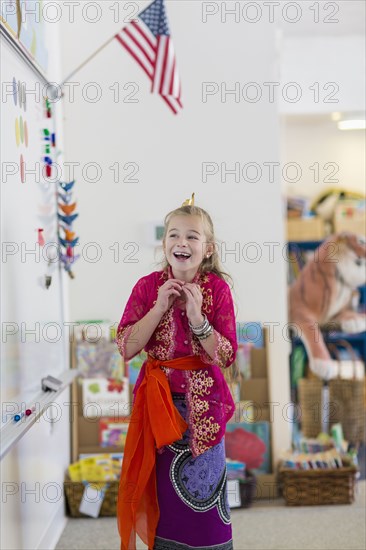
[160,205,233,288]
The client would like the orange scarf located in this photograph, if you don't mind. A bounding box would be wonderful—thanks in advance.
[117,354,206,550]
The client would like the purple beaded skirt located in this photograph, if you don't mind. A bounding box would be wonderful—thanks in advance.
[153,394,233,550]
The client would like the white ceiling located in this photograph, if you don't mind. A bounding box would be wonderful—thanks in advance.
[279,0,365,37]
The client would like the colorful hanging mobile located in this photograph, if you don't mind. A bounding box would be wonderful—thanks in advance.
[58,180,80,278]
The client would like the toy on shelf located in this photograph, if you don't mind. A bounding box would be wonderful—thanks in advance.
[289,232,366,380]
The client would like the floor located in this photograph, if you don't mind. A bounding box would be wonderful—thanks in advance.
[56,480,366,550]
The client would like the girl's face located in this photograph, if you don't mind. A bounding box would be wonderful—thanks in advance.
[163,215,213,279]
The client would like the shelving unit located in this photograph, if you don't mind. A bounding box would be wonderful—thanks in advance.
[70,339,129,463]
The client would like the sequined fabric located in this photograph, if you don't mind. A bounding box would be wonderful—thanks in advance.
[116,267,238,457]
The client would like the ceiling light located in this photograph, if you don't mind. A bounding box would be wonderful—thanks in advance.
[337,119,366,130]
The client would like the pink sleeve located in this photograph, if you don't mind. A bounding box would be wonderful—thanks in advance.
[200,281,238,369]
[116,276,151,361]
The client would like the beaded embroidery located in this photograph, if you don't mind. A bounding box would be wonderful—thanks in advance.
[153,307,176,361]
[115,324,134,358]
[116,268,237,458]
[187,371,221,456]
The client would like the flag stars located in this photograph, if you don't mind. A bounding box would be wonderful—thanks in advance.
[140,0,170,36]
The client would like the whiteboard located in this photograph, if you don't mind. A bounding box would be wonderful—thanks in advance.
[0,33,67,418]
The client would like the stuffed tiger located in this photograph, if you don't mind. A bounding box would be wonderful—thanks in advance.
[289,232,366,380]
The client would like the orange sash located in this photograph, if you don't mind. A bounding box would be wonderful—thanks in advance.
[117,354,206,550]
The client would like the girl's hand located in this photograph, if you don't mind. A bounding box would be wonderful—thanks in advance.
[181,284,204,326]
[154,279,185,315]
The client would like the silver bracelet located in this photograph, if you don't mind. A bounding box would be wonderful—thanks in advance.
[196,326,214,340]
[189,314,208,333]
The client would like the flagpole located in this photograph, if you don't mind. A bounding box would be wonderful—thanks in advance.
[60,34,116,86]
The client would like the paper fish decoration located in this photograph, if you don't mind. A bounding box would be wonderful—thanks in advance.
[62,228,76,240]
[59,181,75,192]
[59,236,79,248]
[58,213,79,224]
[58,192,73,204]
[59,202,77,215]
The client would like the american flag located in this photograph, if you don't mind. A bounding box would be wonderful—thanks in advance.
[115,0,182,114]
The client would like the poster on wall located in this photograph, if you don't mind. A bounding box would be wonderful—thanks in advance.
[1,0,48,73]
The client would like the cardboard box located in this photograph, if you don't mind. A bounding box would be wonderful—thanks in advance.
[287,217,325,241]
[333,204,366,235]
[229,401,274,424]
[250,348,267,378]
[255,473,278,500]
[240,379,269,405]
[256,406,274,423]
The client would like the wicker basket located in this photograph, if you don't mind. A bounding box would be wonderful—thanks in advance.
[278,460,358,506]
[298,378,323,438]
[64,478,119,517]
[298,376,365,442]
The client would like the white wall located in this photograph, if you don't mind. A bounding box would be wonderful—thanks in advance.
[59,1,291,463]
[279,35,365,114]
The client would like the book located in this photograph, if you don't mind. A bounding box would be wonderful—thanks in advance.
[82,377,130,418]
[99,417,129,448]
[76,340,124,379]
[226,459,246,480]
[236,322,263,348]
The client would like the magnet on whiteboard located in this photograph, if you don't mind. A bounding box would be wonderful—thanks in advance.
[45,275,52,289]
[42,376,62,392]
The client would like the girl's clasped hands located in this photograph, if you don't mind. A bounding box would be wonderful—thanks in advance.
[154,279,204,326]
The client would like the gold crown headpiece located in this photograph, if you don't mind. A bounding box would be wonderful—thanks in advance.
[181,193,195,206]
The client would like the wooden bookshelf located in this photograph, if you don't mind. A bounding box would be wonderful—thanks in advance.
[69,339,129,463]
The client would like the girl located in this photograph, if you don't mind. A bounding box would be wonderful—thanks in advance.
[116,198,238,550]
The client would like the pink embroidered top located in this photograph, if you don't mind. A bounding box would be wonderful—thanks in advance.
[116,266,238,457]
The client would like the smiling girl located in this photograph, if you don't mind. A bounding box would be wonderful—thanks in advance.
[116,198,237,550]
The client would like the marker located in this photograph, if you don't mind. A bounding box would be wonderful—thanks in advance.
[14,412,24,422]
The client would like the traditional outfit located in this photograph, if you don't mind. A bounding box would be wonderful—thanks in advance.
[116,266,237,550]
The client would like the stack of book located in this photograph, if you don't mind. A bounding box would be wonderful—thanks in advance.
[226,459,246,480]
[280,448,344,470]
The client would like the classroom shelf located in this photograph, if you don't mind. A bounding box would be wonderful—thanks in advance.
[291,331,366,358]
[78,445,124,455]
